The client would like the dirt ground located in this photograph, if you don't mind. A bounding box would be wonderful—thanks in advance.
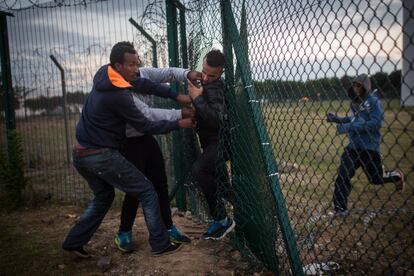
[0,204,267,276]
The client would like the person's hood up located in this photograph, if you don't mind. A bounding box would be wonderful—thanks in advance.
[93,65,133,92]
[348,73,371,103]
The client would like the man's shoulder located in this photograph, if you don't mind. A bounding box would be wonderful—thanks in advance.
[366,94,382,106]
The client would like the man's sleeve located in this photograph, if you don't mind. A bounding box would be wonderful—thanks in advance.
[132,95,182,121]
[114,92,179,135]
[337,98,383,134]
[140,67,189,83]
[130,77,179,100]
[335,116,352,124]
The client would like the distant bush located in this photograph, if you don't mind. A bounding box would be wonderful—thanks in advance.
[0,130,27,210]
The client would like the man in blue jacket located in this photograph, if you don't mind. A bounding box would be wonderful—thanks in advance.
[62,42,193,258]
[327,74,404,215]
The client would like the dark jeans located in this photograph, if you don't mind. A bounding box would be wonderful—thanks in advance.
[333,147,399,211]
[63,149,169,252]
[191,143,230,221]
[118,135,172,232]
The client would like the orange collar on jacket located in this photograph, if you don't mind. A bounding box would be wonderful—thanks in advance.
[107,65,132,88]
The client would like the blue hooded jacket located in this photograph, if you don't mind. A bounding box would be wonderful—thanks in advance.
[76,65,179,149]
[334,74,384,152]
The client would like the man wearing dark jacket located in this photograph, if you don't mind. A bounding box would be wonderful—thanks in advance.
[188,50,235,240]
[62,43,192,258]
[109,42,201,252]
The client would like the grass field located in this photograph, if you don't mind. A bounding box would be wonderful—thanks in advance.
[261,99,413,274]
[0,98,413,274]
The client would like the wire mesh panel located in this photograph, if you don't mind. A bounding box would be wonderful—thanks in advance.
[185,0,413,274]
[0,0,169,204]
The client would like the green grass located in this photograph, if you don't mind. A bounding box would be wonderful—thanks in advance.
[0,98,412,274]
[262,99,413,188]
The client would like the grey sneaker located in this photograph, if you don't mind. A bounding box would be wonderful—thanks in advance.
[328,208,349,217]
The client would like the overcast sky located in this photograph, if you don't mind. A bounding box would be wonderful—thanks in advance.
[1,0,404,99]
[247,0,402,80]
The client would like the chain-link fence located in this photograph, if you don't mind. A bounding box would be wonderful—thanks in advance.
[1,0,413,274]
[0,0,175,205]
[183,0,413,274]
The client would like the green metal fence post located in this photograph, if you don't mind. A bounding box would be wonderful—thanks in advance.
[221,1,304,275]
[166,0,186,211]
[176,1,200,214]
[0,11,16,138]
[128,18,158,68]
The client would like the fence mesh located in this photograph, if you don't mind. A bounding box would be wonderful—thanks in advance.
[185,0,413,274]
[0,0,413,274]
[0,0,174,204]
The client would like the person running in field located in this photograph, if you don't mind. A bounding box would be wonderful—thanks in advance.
[326,74,404,215]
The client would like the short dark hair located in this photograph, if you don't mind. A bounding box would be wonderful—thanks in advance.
[110,41,136,67]
[205,49,225,68]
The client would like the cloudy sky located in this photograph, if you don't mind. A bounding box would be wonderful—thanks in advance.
[247,0,402,80]
[3,0,163,98]
[1,0,404,99]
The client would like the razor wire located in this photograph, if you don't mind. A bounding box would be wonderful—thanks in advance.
[0,0,172,205]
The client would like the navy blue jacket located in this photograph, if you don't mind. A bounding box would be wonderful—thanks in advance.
[76,65,179,149]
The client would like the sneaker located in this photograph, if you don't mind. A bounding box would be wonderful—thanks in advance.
[168,225,191,243]
[201,217,236,240]
[328,208,349,217]
[152,242,182,257]
[114,231,135,253]
[394,169,405,192]
[63,246,91,258]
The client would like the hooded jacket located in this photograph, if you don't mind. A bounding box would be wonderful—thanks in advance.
[334,74,384,152]
[192,78,228,148]
[76,65,179,149]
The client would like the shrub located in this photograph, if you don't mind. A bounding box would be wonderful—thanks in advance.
[0,130,27,210]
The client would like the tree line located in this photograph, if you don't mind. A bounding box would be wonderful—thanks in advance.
[0,88,87,114]
[253,70,402,102]
[0,70,402,113]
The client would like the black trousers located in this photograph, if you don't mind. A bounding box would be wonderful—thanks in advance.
[333,147,400,211]
[119,135,172,231]
[191,143,230,221]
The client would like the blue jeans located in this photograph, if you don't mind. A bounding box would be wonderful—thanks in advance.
[62,149,170,252]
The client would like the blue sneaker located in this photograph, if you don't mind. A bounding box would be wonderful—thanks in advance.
[114,230,134,253]
[201,217,236,240]
[168,225,191,243]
